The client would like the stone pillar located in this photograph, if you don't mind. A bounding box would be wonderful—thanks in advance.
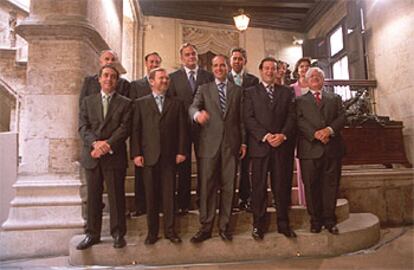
[0,0,111,259]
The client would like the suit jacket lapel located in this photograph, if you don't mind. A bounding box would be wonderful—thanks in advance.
[209,82,222,116]
[161,96,171,118]
[101,92,119,128]
[258,83,273,109]
[224,82,236,119]
[149,95,161,116]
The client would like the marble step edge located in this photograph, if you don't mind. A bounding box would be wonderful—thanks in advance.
[69,213,380,266]
[100,199,349,235]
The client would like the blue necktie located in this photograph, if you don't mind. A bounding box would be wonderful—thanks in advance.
[217,83,226,113]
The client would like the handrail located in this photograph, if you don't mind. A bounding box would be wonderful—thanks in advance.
[324,79,377,88]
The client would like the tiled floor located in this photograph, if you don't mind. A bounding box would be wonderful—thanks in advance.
[1,226,413,270]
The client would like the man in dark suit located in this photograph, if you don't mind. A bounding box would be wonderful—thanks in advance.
[296,67,345,235]
[189,55,246,243]
[244,57,296,240]
[227,47,259,212]
[79,50,130,106]
[77,64,132,250]
[169,43,214,214]
[129,52,162,217]
[131,68,188,245]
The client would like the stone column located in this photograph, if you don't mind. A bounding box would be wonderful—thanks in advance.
[0,0,111,259]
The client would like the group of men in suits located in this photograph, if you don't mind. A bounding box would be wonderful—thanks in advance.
[76,44,346,249]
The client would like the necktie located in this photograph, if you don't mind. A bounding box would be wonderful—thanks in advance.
[314,92,321,106]
[156,95,164,112]
[102,94,110,118]
[234,73,242,86]
[217,82,227,113]
[189,70,196,93]
[266,85,274,102]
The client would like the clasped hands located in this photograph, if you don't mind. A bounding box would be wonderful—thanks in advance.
[90,140,112,159]
[265,133,286,148]
[314,127,331,144]
[133,154,186,167]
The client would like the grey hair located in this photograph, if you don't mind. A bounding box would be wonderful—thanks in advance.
[305,67,325,80]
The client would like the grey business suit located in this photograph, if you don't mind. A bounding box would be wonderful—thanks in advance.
[79,92,132,239]
[227,71,259,203]
[189,80,245,233]
[296,90,346,228]
[169,67,214,210]
[130,94,188,237]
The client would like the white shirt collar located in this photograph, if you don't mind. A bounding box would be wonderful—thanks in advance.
[231,69,244,78]
[184,66,199,77]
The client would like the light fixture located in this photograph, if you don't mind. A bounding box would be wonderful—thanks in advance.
[233,9,250,32]
[292,36,304,45]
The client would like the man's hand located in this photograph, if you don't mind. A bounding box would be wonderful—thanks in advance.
[90,149,102,159]
[314,128,331,144]
[196,110,210,125]
[176,154,186,164]
[93,140,111,155]
[134,156,144,167]
[267,133,285,148]
[239,145,247,159]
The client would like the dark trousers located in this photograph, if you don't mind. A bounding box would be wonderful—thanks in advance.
[176,146,192,210]
[143,159,176,237]
[134,166,146,212]
[251,147,292,230]
[300,155,342,227]
[238,155,251,202]
[85,164,126,239]
[198,145,237,233]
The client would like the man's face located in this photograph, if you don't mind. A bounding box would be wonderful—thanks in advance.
[150,70,170,94]
[230,51,246,74]
[212,56,228,81]
[307,69,324,91]
[145,54,161,74]
[99,67,118,93]
[180,46,198,69]
[260,61,277,84]
[99,51,116,67]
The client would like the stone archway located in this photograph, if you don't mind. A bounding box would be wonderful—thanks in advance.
[0,79,20,132]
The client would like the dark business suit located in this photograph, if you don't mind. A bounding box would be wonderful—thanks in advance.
[296,90,345,228]
[129,77,152,214]
[79,74,130,106]
[131,94,188,237]
[244,83,295,231]
[189,80,245,233]
[79,92,132,239]
[169,67,214,211]
[227,71,259,205]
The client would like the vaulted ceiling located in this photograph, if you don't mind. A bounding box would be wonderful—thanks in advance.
[138,0,336,33]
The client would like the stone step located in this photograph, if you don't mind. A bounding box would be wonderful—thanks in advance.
[69,213,380,266]
[103,186,302,214]
[101,199,349,236]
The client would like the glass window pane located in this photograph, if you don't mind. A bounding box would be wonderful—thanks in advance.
[330,26,343,56]
[332,56,351,100]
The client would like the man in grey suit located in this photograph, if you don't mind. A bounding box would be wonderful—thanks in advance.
[296,67,345,235]
[131,68,188,245]
[129,52,162,217]
[79,50,130,106]
[189,55,246,243]
[227,47,259,212]
[244,57,296,240]
[77,64,132,250]
[169,43,214,214]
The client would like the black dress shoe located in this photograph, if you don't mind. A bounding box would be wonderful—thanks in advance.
[239,200,252,212]
[76,235,100,250]
[310,224,322,233]
[326,225,339,235]
[132,209,146,217]
[278,228,297,238]
[219,231,233,241]
[177,208,189,215]
[144,235,159,245]
[252,227,264,240]
[113,235,126,248]
[165,234,182,244]
[190,231,211,243]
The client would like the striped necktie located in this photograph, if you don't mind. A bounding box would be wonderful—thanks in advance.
[266,85,274,102]
[217,82,227,113]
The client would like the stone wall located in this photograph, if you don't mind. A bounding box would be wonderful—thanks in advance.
[142,16,303,78]
[364,0,414,165]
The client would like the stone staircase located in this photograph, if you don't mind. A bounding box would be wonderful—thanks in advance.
[70,161,381,266]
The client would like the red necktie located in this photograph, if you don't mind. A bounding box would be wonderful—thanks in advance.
[314,92,321,106]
